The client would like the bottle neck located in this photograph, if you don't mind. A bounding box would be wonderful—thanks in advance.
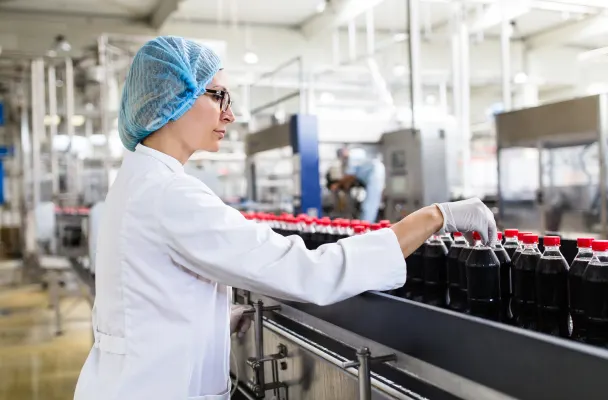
[592,250,608,258]
[474,239,483,247]
[523,243,538,251]
[577,247,593,258]
[454,237,467,246]
[504,237,518,245]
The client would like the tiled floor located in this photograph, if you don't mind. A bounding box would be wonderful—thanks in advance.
[0,285,92,400]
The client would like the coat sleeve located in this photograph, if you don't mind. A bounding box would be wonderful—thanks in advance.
[157,175,406,306]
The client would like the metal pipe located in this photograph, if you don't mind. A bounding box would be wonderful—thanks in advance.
[253,56,301,85]
[407,0,422,130]
[348,20,357,62]
[537,141,545,234]
[357,347,372,400]
[31,59,45,208]
[47,65,59,198]
[262,320,412,400]
[250,91,300,116]
[599,94,608,237]
[366,9,375,56]
[500,0,512,111]
[332,29,341,66]
[253,300,265,394]
[98,35,112,194]
[64,57,75,196]
[459,7,471,197]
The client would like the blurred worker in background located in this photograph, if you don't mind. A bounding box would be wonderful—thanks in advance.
[74,36,497,400]
[331,147,386,222]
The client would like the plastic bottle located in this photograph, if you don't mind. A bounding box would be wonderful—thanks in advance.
[513,234,541,331]
[300,217,315,249]
[440,233,454,251]
[535,236,570,337]
[466,232,502,321]
[582,240,608,347]
[423,235,449,307]
[447,232,467,311]
[503,229,519,260]
[569,237,594,342]
[458,236,473,313]
[400,241,427,301]
[493,232,513,323]
[511,231,532,266]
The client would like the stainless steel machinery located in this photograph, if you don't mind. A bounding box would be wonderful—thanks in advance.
[495,94,608,237]
[381,127,450,222]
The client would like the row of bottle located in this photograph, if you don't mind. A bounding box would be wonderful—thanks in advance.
[400,229,608,347]
[244,212,608,346]
[244,212,391,249]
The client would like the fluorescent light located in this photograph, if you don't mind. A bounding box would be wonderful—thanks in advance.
[392,64,406,77]
[578,46,608,62]
[316,1,326,13]
[513,72,528,84]
[44,115,60,126]
[243,51,259,65]
[393,32,407,42]
[71,115,85,127]
[425,94,437,105]
[319,92,335,103]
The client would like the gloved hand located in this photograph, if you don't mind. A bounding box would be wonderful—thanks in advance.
[230,304,254,338]
[435,198,497,245]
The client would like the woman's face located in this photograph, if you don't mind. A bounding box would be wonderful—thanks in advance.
[175,70,235,153]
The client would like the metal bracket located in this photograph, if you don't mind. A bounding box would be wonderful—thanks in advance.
[245,300,287,399]
[343,347,397,400]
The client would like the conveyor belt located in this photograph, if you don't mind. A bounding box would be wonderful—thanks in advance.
[262,291,608,400]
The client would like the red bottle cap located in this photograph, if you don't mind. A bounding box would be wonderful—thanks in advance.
[518,232,532,241]
[371,223,381,231]
[473,232,482,241]
[577,238,594,248]
[361,221,371,228]
[453,232,463,237]
[523,234,539,244]
[350,220,361,227]
[544,236,560,246]
[497,232,503,241]
[504,229,518,238]
[592,240,608,252]
[353,225,366,234]
[379,220,391,228]
[340,220,350,227]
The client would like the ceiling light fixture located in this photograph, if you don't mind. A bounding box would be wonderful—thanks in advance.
[243,51,259,65]
[392,64,406,77]
[316,1,327,13]
[513,72,528,84]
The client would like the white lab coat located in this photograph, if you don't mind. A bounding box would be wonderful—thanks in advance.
[74,144,406,400]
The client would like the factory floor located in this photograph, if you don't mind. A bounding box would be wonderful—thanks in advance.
[0,282,92,400]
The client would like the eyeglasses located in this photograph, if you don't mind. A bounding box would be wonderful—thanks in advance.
[205,89,232,113]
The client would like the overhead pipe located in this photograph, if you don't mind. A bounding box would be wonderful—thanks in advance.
[47,65,59,198]
[348,20,357,62]
[500,0,512,111]
[407,0,422,130]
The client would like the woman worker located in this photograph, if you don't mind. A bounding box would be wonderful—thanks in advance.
[74,36,497,400]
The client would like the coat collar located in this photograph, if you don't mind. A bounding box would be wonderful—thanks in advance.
[135,144,184,173]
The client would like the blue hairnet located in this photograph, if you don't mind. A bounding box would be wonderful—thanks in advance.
[118,36,222,151]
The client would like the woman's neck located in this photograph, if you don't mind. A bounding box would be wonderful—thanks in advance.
[141,130,193,164]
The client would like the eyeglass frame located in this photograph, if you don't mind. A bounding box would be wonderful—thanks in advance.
[204,89,232,113]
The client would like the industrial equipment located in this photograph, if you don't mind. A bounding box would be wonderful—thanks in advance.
[245,114,322,216]
[381,125,451,222]
[495,94,608,237]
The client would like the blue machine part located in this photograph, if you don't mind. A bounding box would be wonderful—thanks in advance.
[0,102,4,126]
[289,114,321,216]
[0,146,14,205]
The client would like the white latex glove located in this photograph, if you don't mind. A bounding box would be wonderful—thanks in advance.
[435,198,497,245]
[230,304,254,338]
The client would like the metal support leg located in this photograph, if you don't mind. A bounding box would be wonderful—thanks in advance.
[48,269,63,335]
[246,300,283,398]
[343,347,397,400]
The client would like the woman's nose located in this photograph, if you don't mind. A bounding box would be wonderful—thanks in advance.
[222,107,235,123]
